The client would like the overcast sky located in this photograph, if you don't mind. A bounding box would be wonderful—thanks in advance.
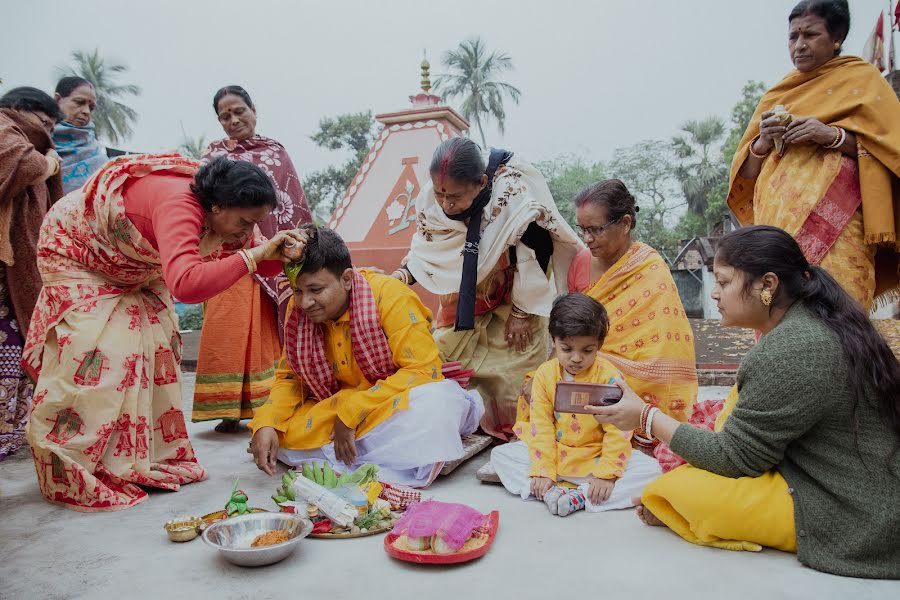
[3,0,893,173]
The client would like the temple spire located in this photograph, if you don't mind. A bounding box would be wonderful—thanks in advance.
[420,51,432,94]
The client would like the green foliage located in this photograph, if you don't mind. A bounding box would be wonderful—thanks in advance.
[302,112,378,222]
[179,305,204,331]
[671,116,727,217]
[608,140,684,259]
[708,81,768,229]
[433,37,521,149]
[56,49,141,145]
[534,154,606,228]
[178,127,207,160]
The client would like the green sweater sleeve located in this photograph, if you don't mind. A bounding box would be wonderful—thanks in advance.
[670,320,838,478]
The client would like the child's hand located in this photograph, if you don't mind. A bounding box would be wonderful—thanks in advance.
[586,476,615,505]
[530,476,554,500]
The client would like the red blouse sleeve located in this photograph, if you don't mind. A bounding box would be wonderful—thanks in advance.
[148,189,252,304]
[567,249,591,293]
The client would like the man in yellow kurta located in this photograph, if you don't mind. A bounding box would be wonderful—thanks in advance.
[249,227,483,487]
[491,293,661,515]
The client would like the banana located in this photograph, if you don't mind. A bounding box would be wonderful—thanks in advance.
[302,462,314,481]
[313,461,324,485]
[323,463,336,488]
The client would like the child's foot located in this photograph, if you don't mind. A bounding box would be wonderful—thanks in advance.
[542,486,566,515]
[557,489,586,517]
[634,498,664,526]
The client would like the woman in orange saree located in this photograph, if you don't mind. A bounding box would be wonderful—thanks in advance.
[191,86,312,432]
[564,180,697,447]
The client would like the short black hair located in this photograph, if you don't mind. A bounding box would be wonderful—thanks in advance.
[55,76,93,98]
[0,86,63,122]
[548,293,609,343]
[789,0,851,51]
[299,225,353,279]
[429,137,485,184]
[213,85,254,115]
[190,156,276,211]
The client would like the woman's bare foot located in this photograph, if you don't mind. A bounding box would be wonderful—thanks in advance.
[214,420,240,433]
[633,497,664,526]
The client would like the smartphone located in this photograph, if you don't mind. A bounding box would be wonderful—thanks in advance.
[553,382,623,414]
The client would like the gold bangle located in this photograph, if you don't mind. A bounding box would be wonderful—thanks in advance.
[748,137,770,159]
[825,126,845,150]
[49,158,60,176]
[510,306,529,319]
[239,249,257,273]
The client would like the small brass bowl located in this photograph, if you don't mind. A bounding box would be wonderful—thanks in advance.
[164,517,204,542]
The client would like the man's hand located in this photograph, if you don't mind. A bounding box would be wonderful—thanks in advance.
[333,417,357,466]
[251,427,280,475]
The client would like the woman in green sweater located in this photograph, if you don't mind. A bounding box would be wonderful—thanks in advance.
[590,225,900,579]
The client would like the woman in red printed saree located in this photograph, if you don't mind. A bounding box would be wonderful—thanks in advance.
[23,153,305,511]
[191,85,312,432]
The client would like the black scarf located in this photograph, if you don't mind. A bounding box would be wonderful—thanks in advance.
[445,148,513,331]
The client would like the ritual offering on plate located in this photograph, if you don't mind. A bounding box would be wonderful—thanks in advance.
[273,462,401,538]
[384,500,500,564]
[225,479,253,517]
[201,481,268,525]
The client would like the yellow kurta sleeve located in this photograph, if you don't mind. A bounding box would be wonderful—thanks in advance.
[593,422,632,480]
[527,361,560,481]
[248,351,307,436]
[334,273,443,431]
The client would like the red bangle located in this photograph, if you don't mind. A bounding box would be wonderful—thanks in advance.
[639,404,652,434]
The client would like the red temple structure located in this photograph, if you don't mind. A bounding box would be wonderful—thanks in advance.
[327,60,470,310]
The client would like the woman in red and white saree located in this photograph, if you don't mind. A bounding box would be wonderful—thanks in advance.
[23,153,303,511]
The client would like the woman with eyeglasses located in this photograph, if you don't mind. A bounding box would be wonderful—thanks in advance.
[563,179,698,449]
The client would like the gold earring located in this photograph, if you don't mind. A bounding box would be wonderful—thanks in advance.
[834,42,841,50]
[760,289,773,306]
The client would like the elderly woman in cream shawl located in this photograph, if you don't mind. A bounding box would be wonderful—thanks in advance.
[393,138,582,440]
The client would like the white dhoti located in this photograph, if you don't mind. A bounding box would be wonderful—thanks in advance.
[278,380,484,488]
[490,441,662,511]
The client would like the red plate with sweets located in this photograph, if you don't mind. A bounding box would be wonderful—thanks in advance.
[384,511,499,564]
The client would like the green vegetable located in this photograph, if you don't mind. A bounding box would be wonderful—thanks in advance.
[354,511,383,530]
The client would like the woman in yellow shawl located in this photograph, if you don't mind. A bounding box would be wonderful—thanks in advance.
[564,180,698,447]
[729,0,900,312]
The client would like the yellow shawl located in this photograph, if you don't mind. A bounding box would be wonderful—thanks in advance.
[728,57,900,296]
[586,243,698,423]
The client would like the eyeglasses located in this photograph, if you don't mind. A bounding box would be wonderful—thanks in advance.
[575,218,621,239]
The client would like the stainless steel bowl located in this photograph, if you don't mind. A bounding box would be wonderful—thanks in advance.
[201,512,313,567]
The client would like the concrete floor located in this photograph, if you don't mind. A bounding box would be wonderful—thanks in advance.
[1,381,898,600]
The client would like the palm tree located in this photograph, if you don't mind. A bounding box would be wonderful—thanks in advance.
[672,117,727,216]
[56,49,141,145]
[178,135,208,160]
[433,38,522,148]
